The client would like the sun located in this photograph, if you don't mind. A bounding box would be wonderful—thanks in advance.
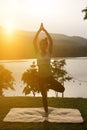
[3,21,14,33]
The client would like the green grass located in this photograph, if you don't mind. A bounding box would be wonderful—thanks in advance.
[0,96,87,130]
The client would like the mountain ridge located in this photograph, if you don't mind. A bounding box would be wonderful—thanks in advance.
[0,27,87,59]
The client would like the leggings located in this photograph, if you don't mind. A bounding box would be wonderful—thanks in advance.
[38,76,65,113]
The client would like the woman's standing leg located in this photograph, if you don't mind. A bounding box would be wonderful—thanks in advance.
[40,84,48,114]
[38,78,48,115]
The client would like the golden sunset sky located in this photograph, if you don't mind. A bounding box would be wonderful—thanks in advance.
[0,0,87,38]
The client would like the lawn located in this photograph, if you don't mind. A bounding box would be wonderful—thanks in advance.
[0,96,87,130]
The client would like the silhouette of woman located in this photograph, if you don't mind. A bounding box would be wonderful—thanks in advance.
[33,23,65,117]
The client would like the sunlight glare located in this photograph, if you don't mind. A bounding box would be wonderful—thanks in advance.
[3,21,14,33]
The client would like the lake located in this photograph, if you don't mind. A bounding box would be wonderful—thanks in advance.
[0,57,87,98]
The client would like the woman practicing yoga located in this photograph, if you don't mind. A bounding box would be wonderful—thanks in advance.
[33,23,65,117]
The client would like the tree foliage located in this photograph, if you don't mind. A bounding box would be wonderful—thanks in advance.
[51,59,72,84]
[0,65,14,96]
[21,61,40,96]
[21,60,72,96]
[82,7,87,20]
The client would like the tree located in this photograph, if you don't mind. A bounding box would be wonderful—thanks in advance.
[0,65,14,96]
[51,59,72,97]
[82,7,87,20]
[22,59,72,97]
[21,61,40,96]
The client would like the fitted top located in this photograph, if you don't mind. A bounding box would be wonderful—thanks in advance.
[37,51,52,78]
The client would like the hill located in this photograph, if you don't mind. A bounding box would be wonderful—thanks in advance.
[0,27,87,59]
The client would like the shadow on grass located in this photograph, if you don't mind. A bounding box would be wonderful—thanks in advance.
[0,121,85,130]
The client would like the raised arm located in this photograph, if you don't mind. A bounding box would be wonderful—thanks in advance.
[33,28,41,53]
[42,27,53,55]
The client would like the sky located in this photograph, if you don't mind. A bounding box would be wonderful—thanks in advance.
[0,0,87,38]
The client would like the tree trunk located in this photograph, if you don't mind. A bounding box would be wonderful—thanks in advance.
[55,91,58,97]
[62,92,64,98]
[0,89,3,96]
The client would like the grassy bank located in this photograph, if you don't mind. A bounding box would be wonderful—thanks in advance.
[0,96,87,130]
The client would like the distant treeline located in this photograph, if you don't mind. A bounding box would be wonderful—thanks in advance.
[0,27,87,59]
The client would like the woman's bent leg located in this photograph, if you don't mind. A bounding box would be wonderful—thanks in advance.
[48,77,65,93]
